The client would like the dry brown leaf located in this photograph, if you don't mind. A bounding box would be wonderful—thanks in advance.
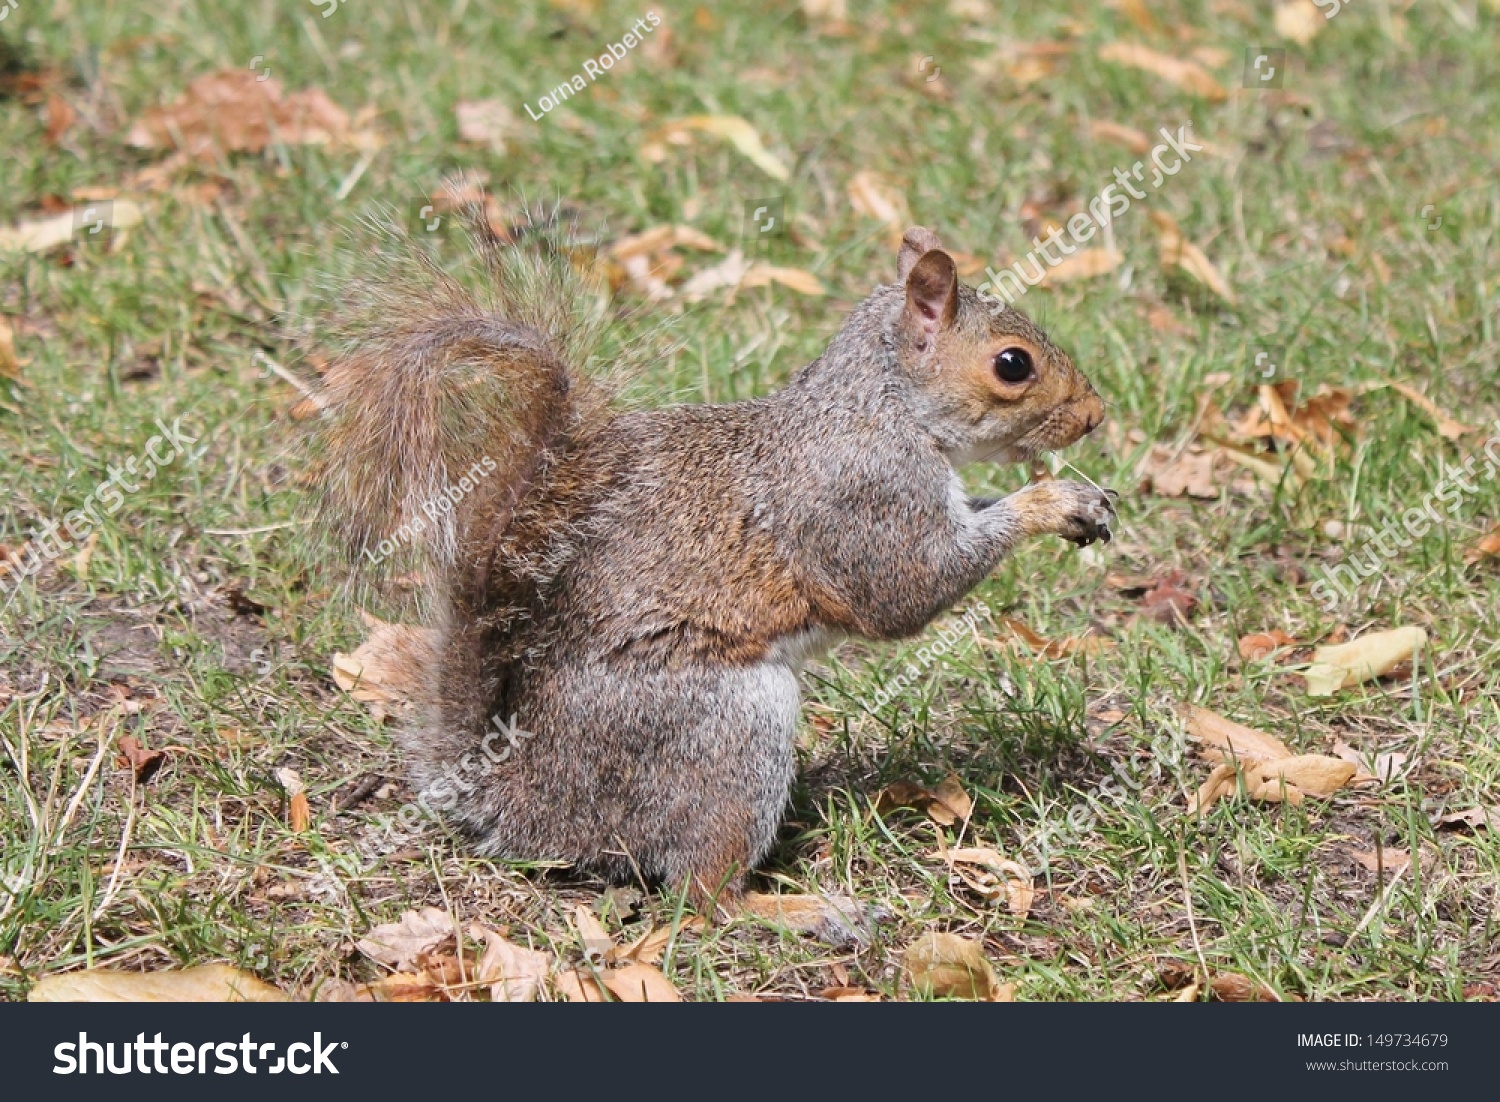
[608,223,720,261]
[875,777,973,826]
[1042,246,1123,283]
[356,971,446,1003]
[1465,526,1500,565]
[331,616,434,720]
[902,933,1005,1001]
[1097,42,1228,100]
[554,969,609,1002]
[0,315,20,380]
[276,767,310,832]
[1303,626,1427,696]
[1087,119,1151,155]
[45,91,78,145]
[1149,210,1236,304]
[940,847,1035,916]
[679,249,754,302]
[1160,963,1283,1002]
[29,965,287,1003]
[126,70,373,160]
[1188,762,1237,813]
[742,264,826,296]
[648,116,789,180]
[572,903,614,965]
[117,735,166,782]
[1139,571,1199,625]
[991,617,1115,658]
[741,892,868,945]
[1380,381,1475,439]
[1184,706,1293,764]
[1436,806,1498,831]
[600,962,681,1003]
[1238,630,1300,661]
[470,924,550,1003]
[1247,754,1357,797]
[355,908,457,971]
[612,917,706,965]
[454,99,514,151]
[0,201,146,254]
[929,773,973,825]
[1348,846,1411,874]
[1330,739,1404,785]
[1140,445,1221,499]
[1275,0,1324,45]
[847,170,909,247]
[821,985,882,1002]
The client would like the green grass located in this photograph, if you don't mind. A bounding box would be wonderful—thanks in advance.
[2,0,1497,1002]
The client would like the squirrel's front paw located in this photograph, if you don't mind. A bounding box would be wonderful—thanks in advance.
[1046,481,1118,547]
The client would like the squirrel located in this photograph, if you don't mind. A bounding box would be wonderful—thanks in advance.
[311,212,1114,909]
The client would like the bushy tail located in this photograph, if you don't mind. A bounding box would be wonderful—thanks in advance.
[309,205,620,598]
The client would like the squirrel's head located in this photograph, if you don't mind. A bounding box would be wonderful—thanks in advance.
[889,226,1105,465]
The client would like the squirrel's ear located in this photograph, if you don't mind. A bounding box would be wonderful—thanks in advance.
[903,247,958,337]
[898,226,944,281]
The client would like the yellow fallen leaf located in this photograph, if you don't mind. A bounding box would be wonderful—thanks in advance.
[600,962,681,1002]
[1042,247,1123,284]
[1087,120,1150,155]
[902,933,1005,1001]
[1184,706,1293,764]
[652,116,789,181]
[30,964,287,1003]
[1275,0,1324,46]
[940,847,1035,916]
[469,924,550,1003]
[1097,42,1228,101]
[742,264,826,296]
[572,903,614,965]
[1379,381,1475,439]
[1465,525,1500,565]
[1149,210,1236,304]
[355,907,457,970]
[331,615,434,719]
[0,201,145,254]
[1247,754,1357,797]
[0,315,20,380]
[1303,626,1427,696]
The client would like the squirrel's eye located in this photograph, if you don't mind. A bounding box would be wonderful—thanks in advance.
[994,347,1034,383]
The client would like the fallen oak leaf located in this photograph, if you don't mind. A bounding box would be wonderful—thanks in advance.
[647,115,789,181]
[117,735,166,782]
[600,962,681,1003]
[741,892,872,946]
[0,201,145,254]
[741,264,826,296]
[1183,706,1292,765]
[572,903,614,966]
[1097,42,1228,101]
[938,847,1035,916]
[902,932,1006,1001]
[1246,754,1358,798]
[1463,525,1500,566]
[1435,806,1498,832]
[355,907,457,971]
[1040,247,1123,284]
[1149,210,1236,304]
[1302,626,1427,697]
[1238,629,1300,662]
[990,617,1115,658]
[29,964,287,1003]
[874,773,972,827]
[470,924,550,1003]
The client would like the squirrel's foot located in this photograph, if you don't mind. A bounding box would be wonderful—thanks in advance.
[1062,483,1117,547]
[1006,479,1116,547]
